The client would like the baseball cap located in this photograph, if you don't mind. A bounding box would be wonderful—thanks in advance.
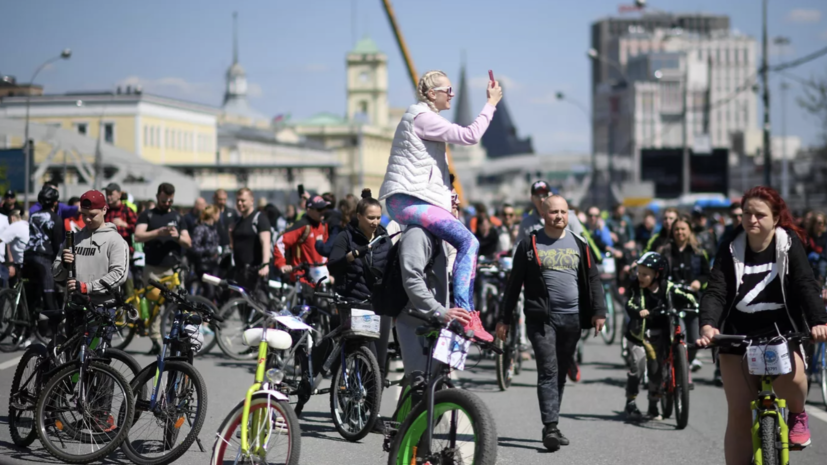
[104,182,121,193]
[531,181,559,196]
[691,205,705,217]
[80,190,107,209]
[306,195,331,210]
[3,190,14,199]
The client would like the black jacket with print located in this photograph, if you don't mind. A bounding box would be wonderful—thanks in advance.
[701,226,827,332]
[501,230,606,329]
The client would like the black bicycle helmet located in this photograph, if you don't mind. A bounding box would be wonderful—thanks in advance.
[38,186,59,207]
[636,251,667,275]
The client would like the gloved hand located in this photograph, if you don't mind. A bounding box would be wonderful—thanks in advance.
[808,251,820,263]
[352,244,369,258]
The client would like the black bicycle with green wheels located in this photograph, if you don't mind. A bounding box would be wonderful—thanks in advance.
[384,309,499,465]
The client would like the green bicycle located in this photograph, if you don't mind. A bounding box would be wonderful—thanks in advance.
[698,332,811,465]
[205,274,301,465]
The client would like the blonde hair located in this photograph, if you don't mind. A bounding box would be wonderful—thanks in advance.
[417,70,448,113]
[200,205,218,223]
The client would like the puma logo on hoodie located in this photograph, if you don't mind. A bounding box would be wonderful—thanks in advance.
[52,223,129,306]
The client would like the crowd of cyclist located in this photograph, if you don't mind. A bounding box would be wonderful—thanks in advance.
[4,67,827,465]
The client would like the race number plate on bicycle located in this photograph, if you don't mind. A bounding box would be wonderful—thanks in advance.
[275,315,312,331]
[433,329,471,371]
[601,257,616,275]
[747,341,792,376]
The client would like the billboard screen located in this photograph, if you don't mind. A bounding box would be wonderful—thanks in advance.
[0,149,27,194]
[640,148,729,198]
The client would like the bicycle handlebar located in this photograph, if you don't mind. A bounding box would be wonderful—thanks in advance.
[148,279,224,322]
[405,309,503,354]
[201,273,269,320]
[101,281,139,321]
[688,331,810,350]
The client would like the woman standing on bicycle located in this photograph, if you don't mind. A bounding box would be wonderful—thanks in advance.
[378,70,502,342]
[697,186,827,462]
[658,214,709,373]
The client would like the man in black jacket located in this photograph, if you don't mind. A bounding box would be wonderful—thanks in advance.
[498,195,606,451]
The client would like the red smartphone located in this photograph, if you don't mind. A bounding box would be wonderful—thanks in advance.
[488,70,495,83]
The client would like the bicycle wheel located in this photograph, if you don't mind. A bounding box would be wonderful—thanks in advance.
[330,345,382,442]
[0,289,27,352]
[495,324,519,391]
[600,286,617,345]
[104,348,142,384]
[388,388,498,465]
[217,298,260,360]
[36,361,135,464]
[759,415,779,465]
[9,343,48,446]
[161,295,219,357]
[673,344,690,430]
[122,360,207,465]
[211,392,301,465]
[0,287,14,343]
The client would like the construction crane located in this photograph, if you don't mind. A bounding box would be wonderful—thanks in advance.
[380,0,467,205]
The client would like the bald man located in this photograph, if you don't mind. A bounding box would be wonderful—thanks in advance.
[499,195,606,451]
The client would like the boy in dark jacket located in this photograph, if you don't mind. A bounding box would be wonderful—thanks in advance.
[623,252,697,420]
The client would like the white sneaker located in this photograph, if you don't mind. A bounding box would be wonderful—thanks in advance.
[691,359,703,372]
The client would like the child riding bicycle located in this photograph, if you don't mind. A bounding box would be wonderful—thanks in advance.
[623,252,696,420]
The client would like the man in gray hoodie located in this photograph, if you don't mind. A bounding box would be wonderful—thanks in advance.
[53,190,129,308]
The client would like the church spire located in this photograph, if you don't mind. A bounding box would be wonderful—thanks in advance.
[232,11,239,65]
[454,50,473,127]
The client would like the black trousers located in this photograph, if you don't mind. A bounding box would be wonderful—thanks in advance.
[526,313,581,425]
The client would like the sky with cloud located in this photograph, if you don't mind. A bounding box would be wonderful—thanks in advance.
[3,0,827,154]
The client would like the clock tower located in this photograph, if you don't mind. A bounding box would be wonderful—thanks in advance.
[346,36,388,127]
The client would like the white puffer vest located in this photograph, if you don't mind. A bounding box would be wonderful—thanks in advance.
[379,103,452,212]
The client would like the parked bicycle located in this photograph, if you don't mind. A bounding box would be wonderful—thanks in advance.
[204,273,301,465]
[8,283,141,450]
[33,289,137,463]
[313,289,383,442]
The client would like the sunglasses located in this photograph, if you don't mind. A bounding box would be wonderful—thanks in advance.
[451,193,460,205]
[503,212,515,217]
[588,214,600,218]
[432,86,454,96]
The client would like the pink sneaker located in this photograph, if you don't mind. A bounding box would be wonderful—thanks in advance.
[464,311,494,343]
[789,411,811,447]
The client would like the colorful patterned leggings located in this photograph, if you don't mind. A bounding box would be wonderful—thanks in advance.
[386,194,479,312]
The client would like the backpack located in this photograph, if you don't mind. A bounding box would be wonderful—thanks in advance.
[370,233,439,317]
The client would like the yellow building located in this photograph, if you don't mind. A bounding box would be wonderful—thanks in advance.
[0,90,220,169]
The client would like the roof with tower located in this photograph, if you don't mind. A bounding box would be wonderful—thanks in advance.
[350,36,381,55]
[222,12,269,125]
[453,53,473,128]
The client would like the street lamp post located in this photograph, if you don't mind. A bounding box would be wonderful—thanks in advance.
[555,92,593,174]
[774,36,791,198]
[23,49,72,210]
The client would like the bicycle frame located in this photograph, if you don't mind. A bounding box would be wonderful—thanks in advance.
[752,375,790,465]
[120,271,182,330]
[392,333,455,457]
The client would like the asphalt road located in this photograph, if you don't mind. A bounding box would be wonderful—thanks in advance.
[1,335,826,464]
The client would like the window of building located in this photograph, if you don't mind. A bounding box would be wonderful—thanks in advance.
[144,126,149,146]
[103,123,114,144]
[165,128,169,148]
[76,123,87,135]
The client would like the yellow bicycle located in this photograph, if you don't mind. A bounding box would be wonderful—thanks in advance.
[699,332,811,465]
[205,274,301,465]
[112,267,218,354]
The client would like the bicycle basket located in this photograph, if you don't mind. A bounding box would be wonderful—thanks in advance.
[339,304,381,339]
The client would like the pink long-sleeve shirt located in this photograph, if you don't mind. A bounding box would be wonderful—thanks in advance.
[413,103,496,145]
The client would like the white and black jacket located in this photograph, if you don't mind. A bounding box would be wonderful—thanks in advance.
[700,226,827,332]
